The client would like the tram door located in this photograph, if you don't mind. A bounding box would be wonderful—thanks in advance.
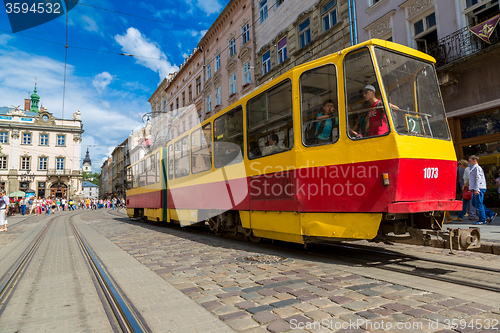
[50,183,67,198]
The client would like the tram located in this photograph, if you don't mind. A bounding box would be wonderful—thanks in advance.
[126,39,480,250]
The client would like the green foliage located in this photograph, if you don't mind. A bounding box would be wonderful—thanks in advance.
[83,171,100,186]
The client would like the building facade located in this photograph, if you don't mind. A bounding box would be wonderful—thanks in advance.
[253,0,354,85]
[82,181,99,199]
[199,0,256,120]
[98,157,112,199]
[0,84,84,199]
[357,0,500,203]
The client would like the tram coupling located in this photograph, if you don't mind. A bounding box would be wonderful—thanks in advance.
[375,212,481,252]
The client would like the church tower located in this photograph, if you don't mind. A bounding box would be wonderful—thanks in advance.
[82,148,92,172]
[30,81,40,112]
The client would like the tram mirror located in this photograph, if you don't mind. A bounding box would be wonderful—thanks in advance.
[405,114,424,135]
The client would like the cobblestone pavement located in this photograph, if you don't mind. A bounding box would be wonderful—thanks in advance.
[79,210,500,333]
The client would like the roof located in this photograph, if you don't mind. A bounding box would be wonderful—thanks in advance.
[82,181,98,188]
[0,107,39,117]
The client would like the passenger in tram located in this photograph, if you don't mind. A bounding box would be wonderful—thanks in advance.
[315,99,339,142]
[248,141,262,158]
[262,134,284,156]
[349,85,390,138]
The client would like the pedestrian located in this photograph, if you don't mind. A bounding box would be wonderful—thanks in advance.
[36,197,42,215]
[0,190,9,232]
[453,159,473,221]
[28,196,35,215]
[20,197,27,215]
[469,155,497,224]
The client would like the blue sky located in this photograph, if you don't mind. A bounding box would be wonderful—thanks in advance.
[0,0,229,172]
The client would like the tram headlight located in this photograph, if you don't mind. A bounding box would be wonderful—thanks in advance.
[381,173,390,186]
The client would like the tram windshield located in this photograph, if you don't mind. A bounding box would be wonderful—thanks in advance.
[374,47,450,140]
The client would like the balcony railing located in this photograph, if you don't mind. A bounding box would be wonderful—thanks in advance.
[428,15,500,67]
[47,169,72,176]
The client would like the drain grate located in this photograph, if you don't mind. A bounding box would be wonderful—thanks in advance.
[238,254,290,264]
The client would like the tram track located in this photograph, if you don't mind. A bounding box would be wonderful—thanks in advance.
[0,210,150,332]
[69,216,150,333]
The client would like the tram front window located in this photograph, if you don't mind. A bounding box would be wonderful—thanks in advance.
[374,48,450,140]
[344,48,390,140]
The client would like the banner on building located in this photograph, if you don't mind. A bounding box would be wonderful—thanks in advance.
[469,14,500,44]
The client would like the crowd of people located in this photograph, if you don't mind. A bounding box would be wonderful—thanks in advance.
[7,196,125,216]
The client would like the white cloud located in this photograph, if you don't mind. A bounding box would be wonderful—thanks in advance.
[0,34,14,46]
[185,0,223,15]
[92,72,113,91]
[0,49,143,172]
[81,15,99,33]
[114,27,178,82]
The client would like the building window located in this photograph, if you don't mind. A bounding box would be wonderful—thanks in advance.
[39,156,48,170]
[176,97,179,109]
[196,76,202,94]
[0,156,7,170]
[243,61,252,85]
[216,54,221,71]
[57,134,66,146]
[242,24,250,44]
[262,50,271,75]
[206,64,211,80]
[40,133,49,146]
[276,0,284,7]
[228,38,236,58]
[413,12,437,53]
[216,86,222,106]
[21,156,31,170]
[322,0,337,32]
[163,100,167,112]
[56,157,64,170]
[170,103,174,112]
[369,0,381,7]
[207,94,212,113]
[277,37,287,64]
[230,72,237,95]
[22,132,32,145]
[259,0,268,23]
[188,85,193,102]
[182,91,186,106]
[299,18,311,49]
[0,132,8,144]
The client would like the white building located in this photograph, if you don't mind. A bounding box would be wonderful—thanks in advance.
[0,83,84,198]
[82,181,99,199]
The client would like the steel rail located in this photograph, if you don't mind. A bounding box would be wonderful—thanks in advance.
[0,219,53,314]
[70,220,149,333]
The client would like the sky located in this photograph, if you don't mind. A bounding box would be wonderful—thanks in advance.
[0,0,230,172]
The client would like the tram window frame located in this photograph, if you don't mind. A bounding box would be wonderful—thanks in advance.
[300,64,339,147]
[373,47,451,140]
[214,106,244,168]
[247,79,293,159]
[156,151,160,183]
[191,123,213,174]
[138,160,146,187]
[168,145,174,180]
[175,136,190,178]
[344,47,391,140]
[147,154,156,185]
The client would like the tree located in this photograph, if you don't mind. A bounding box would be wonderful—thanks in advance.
[83,171,100,186]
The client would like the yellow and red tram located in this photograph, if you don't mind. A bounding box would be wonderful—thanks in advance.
[126,39,478,249]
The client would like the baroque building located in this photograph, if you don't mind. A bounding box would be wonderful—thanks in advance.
[0,83,84,198]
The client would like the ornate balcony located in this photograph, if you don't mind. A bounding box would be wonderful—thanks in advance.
[428,15,500,67]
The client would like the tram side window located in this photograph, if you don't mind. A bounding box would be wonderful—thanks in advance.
[214,107,244,168]
[147,154,156,185]
[344,48,390,140]
[156,152,160,183]
[175,136,190,178]
[247,80,293,158]
[191,123,212,173]
[127,167,134,189]
[138,160,146,187]
[168,145,174,180]
[300,64,338,146]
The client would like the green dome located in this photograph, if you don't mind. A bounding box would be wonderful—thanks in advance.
[30,82,40,112]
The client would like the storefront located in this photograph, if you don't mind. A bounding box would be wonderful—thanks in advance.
[448,107,500,206]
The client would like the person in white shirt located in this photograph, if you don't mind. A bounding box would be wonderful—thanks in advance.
[0,190,10,232]
[469,155,497,224]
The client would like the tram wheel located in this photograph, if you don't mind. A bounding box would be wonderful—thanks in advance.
[246,233,262,243]
[208,218,218,232]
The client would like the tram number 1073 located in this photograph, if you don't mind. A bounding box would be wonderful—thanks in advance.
[423,167,439,179]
